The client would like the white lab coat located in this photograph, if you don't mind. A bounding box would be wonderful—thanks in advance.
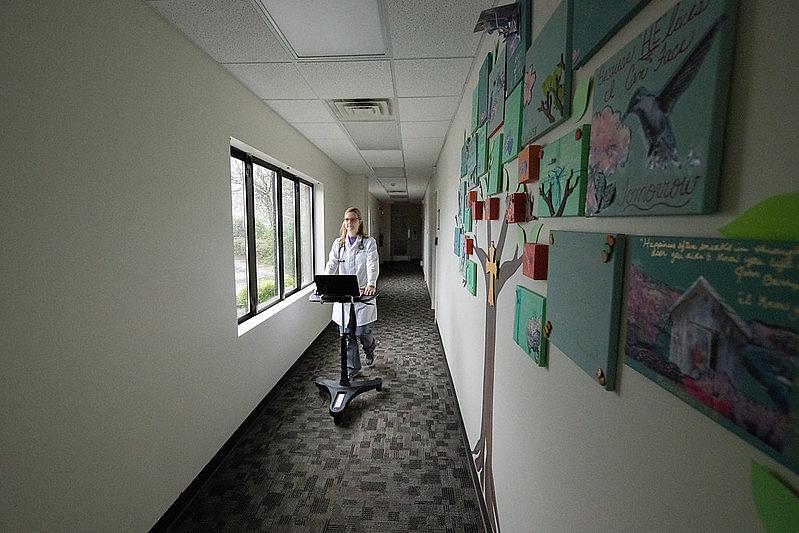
[324,235,379,327]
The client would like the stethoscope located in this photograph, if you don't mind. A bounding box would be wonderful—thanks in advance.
[338,237,365,254]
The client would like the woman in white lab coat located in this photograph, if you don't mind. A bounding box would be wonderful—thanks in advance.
[325,207,379,379]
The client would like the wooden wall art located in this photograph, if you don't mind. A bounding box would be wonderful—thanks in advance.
[513,285,548,366]
[473,200,485,220]
[571,0,651,68]
[522,243,548,280]
[487,44,507,137]
[537,124,590,217]
[503,83,524,164]
[518,143,542,184]
[506,192,529,223]
[506,0,531,95]
[522,0,572,144]
[625,236,799,474]
[547,231,627,390]
[587,0,737,217]
[486,197,500,220]
[478,52,493,128]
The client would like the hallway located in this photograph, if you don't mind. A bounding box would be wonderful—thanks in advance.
[168,263,486,532]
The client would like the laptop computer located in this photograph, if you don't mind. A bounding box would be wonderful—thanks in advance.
[313,274,361,298]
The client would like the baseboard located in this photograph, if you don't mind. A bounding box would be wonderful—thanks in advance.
[435,321,493,533]
[149,324,332,532]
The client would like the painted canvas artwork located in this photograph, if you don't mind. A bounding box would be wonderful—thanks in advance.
[478,52,493,128]
[502,83,524,164]
[522,0,572,144]
[471,85,479,133]
[466,134,477,180]
[506,0,531,95]
[547,231,627,390]
[461,137,470,178]
[475,123,489,178]
[453,227,462,256]
[487,44,507,137]
[466,259,478,296]
[626,236,799,474]
[572,0,651,68]
[587,0,737,217]
[514,285,548,366]
[486,133,504,196]
[536,125,590,217]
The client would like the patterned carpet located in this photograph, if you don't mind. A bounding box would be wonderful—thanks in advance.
[168,262,487,532]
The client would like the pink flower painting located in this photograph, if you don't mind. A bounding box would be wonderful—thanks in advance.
[590,106,631,176]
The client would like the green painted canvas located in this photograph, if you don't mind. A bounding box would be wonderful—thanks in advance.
[487,44,507,137]
[464,206,472,233]
[572,0,651,68]
[547,231,626,390]
[466,260,478,296]
[506,0,531,95]
[476,123,489,178]
[587,0,737,217]
[478,52,493,128]
[460,137,469,178]
[522,0,572,144]
[487,133,505,196]
[513,285,548,366]
[453,227,462,256]
[502,83,524,164]
[626,235,799,475]
[471,85,479,133]
[466,134,477,181]
[536,124,590,217]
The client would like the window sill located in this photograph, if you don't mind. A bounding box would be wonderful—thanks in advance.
[237,284,316,337]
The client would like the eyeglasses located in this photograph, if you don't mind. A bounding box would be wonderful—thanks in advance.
[343,217,359,222]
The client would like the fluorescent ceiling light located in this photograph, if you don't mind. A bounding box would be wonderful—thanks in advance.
[260,0,385,58]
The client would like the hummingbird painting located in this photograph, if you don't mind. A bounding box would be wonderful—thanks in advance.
[624,15,727,169]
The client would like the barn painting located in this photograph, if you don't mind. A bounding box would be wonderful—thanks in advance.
[625,236,799,475]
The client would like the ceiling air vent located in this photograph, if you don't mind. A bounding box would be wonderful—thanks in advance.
[330,98,393,121]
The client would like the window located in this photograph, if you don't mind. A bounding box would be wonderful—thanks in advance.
[230,147,315,323]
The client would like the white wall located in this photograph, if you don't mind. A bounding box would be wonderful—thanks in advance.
[431,0,799,531]
[0,1,352,530]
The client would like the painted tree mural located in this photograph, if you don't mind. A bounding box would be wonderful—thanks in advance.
[470,214,523,532]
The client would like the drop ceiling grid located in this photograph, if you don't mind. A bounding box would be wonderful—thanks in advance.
[223,63,316,99]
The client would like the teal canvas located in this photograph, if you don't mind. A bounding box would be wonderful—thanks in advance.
[471,85,479,133]
[487,133,504,196]
[522,0,572,144]
[460,137,470,177]
[587,0,737,217]
[536,125,590,217]
[572,0,651,68]
[476,123,489,178]
[466,135,477,180]
[466,260,478,296]
[513,285,547,366]
[477,52,493,128]
[502,83,524,164]
[487,44,507,137]
[547,231,626,390]
[625,236,799,475]
[506,0,531,95]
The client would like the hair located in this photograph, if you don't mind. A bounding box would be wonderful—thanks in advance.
[338,206,367,245]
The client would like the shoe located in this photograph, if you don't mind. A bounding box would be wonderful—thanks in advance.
[365,351,375,366]
[348,368,361,380]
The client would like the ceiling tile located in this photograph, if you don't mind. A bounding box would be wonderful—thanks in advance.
[343,122,400,150]
[393,59,473,97]
[148,0,290,62]
[373,167,405,178]
[398,96,460,122]
[368,177,389,201]
[401,121,450,139]
[313,139,370,173]
[297,61,393,98]
[360,150,403,167]
[403,138,443,167]
[384,0,491,59]
[292,122,348,140]
[378,178,407,192]
[264,99,336,123]
[224,63,315,99]
[260,0,385,57]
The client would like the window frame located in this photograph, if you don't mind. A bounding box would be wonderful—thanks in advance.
[231,146,315,324]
